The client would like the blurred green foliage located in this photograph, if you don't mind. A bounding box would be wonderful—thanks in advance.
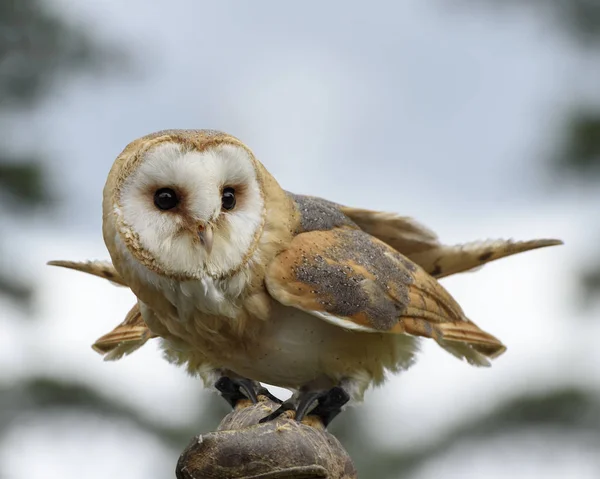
[556,111,600,176]
[0,377,226,447]
[0,161,49,206]
[554,109,600,307]
[1,0,123,106]
[343,388,600,478]
[0,0,123,306]
[472,0,600,45]
[473,0,600,308]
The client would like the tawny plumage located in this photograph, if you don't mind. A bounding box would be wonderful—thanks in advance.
[47,260,128,286]
[92,303,157,360]
[49,129,563,426]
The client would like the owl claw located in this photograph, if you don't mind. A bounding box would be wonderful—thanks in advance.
[305,386,350,427]
[215,377,282,408]
[257,386,283,404]
[259,386,350,428]
[259,401,296,423]
[215,377,259,408]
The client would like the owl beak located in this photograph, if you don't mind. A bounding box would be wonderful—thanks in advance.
[198,224,214,254]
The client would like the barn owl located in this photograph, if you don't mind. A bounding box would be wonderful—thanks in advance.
[49,129,562,426]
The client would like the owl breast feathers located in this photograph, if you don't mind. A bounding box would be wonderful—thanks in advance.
[49,129,562,413]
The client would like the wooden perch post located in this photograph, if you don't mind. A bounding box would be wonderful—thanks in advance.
[176,397,357,479]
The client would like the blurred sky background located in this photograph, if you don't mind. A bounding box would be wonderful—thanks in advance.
[1,1,600,478]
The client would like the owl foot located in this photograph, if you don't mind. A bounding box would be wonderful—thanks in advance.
[215,377,259,408]
[303,386,350,427]
[259,386,350,427]
[257,386,284,404]
[215,377,282,408]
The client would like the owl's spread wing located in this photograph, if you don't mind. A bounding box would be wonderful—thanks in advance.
[92,302,157,361]
[407,238,563,279]
[47,260,156,359]
[265,228,506,366]
[340,206,562,278]
[47,260,128,287]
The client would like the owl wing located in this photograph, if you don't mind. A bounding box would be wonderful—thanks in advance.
[265,227,506,366]
[47,260,128,287]
[340,206,563,279]
[92,302,157,361]
[407,238,563,279]
[48,259,156,358]
[339,206,440,256]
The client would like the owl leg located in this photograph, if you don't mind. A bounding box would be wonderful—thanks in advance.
[259,386,350,427]
[215,376,258,407]
[297,386,350,426]
[215,376,282,408]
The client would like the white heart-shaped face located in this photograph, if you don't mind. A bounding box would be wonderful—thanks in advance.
[115,141,265,279]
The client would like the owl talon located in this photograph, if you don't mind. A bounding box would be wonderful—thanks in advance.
[215,377,260,408]
[259,401,296,423]
[305,386,350,427]
[294,386,350,427]
[259,386,350,427]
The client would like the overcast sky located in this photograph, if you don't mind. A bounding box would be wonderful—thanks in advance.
[2,1,598,478]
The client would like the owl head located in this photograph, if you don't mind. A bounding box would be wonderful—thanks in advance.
[103,130,281,281]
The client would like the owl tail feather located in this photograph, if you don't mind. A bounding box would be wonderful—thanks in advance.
[92,303,157,361]
[47,260,128,287]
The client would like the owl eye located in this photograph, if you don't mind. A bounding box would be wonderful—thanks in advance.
[221,187,236,210]
[154,188,179,210]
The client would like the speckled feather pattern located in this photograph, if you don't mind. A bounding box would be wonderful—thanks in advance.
[266,227,506,365]
[293,229,416,330]
[287,193,357,233]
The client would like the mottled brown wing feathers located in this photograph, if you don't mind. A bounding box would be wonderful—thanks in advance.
[47,260,128,286]
[92,303,157,361]
[340,206,562,278]
[266,228,505,366]
[389,268,506,361]
[340,207,440,256]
